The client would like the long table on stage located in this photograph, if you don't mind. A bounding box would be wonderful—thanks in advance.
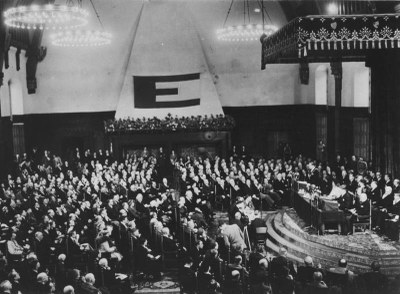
[292,184,345,234]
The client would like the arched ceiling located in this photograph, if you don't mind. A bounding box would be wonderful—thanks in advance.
[0,1,397,115]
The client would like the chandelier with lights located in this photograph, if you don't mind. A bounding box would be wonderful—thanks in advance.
[216,0,278,42]
[3,2,89,31]
[50,0,112,47]
[50,30,111,47]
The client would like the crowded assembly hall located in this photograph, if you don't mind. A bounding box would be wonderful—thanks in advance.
[1,0,400,294]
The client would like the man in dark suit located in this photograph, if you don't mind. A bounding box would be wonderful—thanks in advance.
[179,258,197,293]
[375,172,385,195]
[270,247,296,286]
[338,191,354,212]
[346,173,358,194]
[270,247,296,293]
[82,273,102,294]
[393,179,400,194]
[191,240,204,270]
[297,256,324,291]
[33,231,50,266]
[384,174,393,188]
[185,190,196,213]
[360,261,388,294]
[309,163,321,186]
[344,193,370,234]
[369,181,381,205]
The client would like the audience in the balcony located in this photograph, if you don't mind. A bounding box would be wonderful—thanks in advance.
[105,114,235,133]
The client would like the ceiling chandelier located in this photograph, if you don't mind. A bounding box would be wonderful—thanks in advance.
[216,0,278,42]
[50,0,112,47]
[3,1,89,31]
[50,30,111,47]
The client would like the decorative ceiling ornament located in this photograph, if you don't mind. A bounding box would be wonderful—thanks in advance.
[3,2,89,31]
[216,0,278,42]
[261,14,400,68]
[50,0,111,47]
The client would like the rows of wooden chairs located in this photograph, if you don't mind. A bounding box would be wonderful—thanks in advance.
[149,223,179,270]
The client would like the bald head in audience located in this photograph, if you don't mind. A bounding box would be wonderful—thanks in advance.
[63,285,74,294]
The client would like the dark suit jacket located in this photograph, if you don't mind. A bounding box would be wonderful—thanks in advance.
[190,247,203,269]
[309,169,321,186]
[297,266,321,286]
[379,194,394,208]
[34,239,50,265]
[338,192,354,211]
[361,271,389,293]
[369,188,381,204]
[347,180,358,194]
[388,201,400,215]
[179,266,197,292]
[356,200,370,216]
[270,256,296,279]
[162,236,178,252]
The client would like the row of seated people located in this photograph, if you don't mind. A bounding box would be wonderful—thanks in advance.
[306,167,400,237]
[104,114,235,133]
[0,146,192,293]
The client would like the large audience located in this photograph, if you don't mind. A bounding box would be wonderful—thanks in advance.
[0,146,399,294]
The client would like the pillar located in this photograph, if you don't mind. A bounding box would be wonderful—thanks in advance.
[330,61,343,158]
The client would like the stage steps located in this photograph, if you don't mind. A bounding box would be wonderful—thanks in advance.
[265,210,400,276]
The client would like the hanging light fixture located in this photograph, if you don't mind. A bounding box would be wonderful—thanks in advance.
[50,30,111,47]
[216,0,278,42]
[50,0,112,47]
[3,1,89,31]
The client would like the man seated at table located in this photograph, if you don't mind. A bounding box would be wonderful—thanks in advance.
[381,193,400,240]
[374,191,399,234]
[344,193,370,234]
[337,190,355,212]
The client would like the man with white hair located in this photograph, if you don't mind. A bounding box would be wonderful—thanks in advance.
[82,273,101,294]
[34,231,50,265]
[0,280,12,294]
[297,256,324,289]
[185,190,196,212]
[63,285,74,294]
[36,272,52,293]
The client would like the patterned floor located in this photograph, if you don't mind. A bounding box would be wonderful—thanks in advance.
[134,271,180,294]
[285,208,400,252]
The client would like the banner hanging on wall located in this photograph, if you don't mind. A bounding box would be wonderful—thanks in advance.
[134,73,201,108]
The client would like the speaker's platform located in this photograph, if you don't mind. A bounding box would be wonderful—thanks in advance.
[265,208,400,277]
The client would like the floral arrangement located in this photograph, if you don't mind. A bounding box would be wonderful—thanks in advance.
[105,113,235,133]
